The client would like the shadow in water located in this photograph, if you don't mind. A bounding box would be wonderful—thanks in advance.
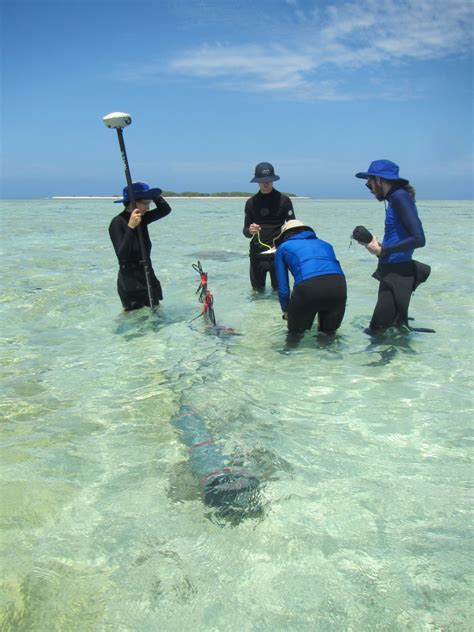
[187,249,243,263]
[189,320,243,339]
[362,327,417,367]
[113,308,176,338]
[278,330,346,355]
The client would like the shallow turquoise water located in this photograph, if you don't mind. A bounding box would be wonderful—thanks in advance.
[1,198,473,630]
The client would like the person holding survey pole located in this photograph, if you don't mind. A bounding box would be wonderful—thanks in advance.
[109,181,171,311]
[103,112,171,312]
[243,162,295,291]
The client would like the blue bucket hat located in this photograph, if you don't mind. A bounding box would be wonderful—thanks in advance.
[114,181,163,203]
[355,159,408,184]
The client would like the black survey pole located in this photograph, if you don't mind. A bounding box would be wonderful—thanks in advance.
[115,127,155,311]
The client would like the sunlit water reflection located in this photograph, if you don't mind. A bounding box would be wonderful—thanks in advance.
[1,198,472,630]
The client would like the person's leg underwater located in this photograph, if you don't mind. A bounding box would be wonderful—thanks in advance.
[317,276,347,334]
[249,258,267,291]
[369,283,398,331]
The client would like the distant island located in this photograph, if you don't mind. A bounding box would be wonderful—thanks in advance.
[51,191,301,199]
[160,191,299,198]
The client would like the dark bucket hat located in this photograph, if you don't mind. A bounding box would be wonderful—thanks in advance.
[251,162,280,183]
[114,181,163,203]
[355,159,408,184]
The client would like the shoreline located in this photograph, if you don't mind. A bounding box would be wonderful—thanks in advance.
[50,195,311,200]
[50,196,120,200]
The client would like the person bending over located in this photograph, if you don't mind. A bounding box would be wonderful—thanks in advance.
[274,220,346,336]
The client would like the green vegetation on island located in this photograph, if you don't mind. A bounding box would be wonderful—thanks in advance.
[161,191,298,197]
[50,191,300,199]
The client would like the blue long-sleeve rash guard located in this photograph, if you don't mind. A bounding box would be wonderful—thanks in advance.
[275,230,344,311]
[381,187,426,263]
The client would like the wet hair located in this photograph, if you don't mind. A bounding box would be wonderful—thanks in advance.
[403,184,416,200]
[385,179,416,201]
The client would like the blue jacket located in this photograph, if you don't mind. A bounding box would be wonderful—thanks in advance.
[275,230,344,311]
[381,187,425,264]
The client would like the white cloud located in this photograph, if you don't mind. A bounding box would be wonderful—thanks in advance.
[170,44,314,79]
[126,0,473,101]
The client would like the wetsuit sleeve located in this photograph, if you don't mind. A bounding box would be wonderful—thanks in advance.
[275,248,291,311]
[282,195,295,220]
[382,193,426,256]
[109,216,136,261]
[144,197,172,224]
[243,198,253,238]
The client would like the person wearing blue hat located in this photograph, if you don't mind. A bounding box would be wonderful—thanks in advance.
[354,160,430,332]
[109,181,171,310]
[243,162,295,291]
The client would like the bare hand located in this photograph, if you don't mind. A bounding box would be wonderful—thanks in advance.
[282,312,288,321]
[128,209,142,229]
[365,236,382,257]
[249,223,262,235]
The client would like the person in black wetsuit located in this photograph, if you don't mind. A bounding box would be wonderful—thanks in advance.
[354,160,431,333]
[109,181,171,311]
[243,162,295,291]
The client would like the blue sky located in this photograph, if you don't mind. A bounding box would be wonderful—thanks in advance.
[1,0,473,199]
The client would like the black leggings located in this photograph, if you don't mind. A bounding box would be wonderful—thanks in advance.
[249,255,278,291]
[370,283,403,329]
[117,266,163,311]
[287,275,347,334]
[370,262,415,330]
[117,283,162,311]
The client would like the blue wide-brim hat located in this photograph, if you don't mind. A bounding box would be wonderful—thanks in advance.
[114,181,163,203]
[355,159,408,184]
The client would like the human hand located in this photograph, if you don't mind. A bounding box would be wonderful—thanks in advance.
[365,236,382,257]
[282,312,288,321]
[249,223,262,235]
[128,209,142,229]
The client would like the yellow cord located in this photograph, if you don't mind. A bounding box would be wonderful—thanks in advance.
[255,230,272,250]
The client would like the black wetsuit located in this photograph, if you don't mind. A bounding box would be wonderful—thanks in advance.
[109,198,171,310]
[243,189,295,290]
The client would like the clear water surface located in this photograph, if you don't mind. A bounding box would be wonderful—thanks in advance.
[1,198,473,631]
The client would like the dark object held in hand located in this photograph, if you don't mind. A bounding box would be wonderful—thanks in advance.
[352,225,373,244]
